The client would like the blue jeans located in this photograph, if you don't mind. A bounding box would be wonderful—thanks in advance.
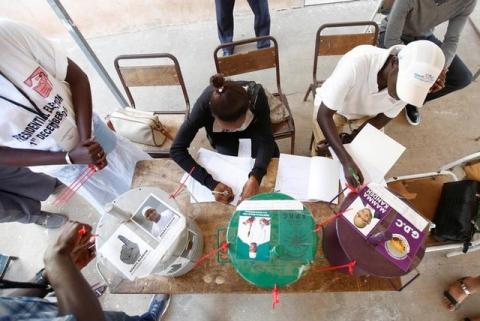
[378,32,473,106]
[215,0,271,54]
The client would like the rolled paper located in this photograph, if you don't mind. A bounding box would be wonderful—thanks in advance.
[104,202,132,221]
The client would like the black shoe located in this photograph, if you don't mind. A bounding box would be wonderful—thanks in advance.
[405,105,421,126]
[32,211,68,229]
[147,294,171,321]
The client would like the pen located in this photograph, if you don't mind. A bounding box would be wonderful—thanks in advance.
[348,166,361,186]
[212,191,230,196]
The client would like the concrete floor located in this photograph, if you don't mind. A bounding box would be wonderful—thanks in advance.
[1,1,480,320]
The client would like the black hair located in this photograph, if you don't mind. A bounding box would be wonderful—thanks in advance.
[209,73,250,122]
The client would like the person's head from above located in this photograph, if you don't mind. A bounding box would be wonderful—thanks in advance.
[382,40,445,107]
[353,208,373,228]
[209,73,251,131]
[142,206,160,223]
[249,242,258,258]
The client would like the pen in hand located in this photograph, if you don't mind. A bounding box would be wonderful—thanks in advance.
[212,190,231,196]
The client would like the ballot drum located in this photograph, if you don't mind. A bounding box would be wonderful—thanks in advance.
[322,187,428,278]
[95,187,203,283]
[225,192,318,288]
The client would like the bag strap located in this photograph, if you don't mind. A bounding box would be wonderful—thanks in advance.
[155,124,174,141]
[0,279,53,292]
[462,220,479,253]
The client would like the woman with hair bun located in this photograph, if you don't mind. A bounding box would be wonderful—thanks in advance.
[170,74,278,204]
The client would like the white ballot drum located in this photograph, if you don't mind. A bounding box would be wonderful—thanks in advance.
[96,187,203,281]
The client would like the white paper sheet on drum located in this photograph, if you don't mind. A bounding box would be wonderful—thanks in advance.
[182,148,254,205]
[346,124,405,184]
[332,124,405,185]
[274,153,340,203]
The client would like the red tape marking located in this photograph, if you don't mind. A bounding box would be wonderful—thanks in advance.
[315,260,356,276]
[272,284,280,309]
[169,166,195,199]
[192,241,229,270]
[315,210,346,232]
[54,164,97,207]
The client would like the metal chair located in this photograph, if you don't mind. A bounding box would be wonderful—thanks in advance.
[213,36,296,154]
[304,21,380,102]
[305,21,379,154]
[114,53,190,158]
[387,152,480,257]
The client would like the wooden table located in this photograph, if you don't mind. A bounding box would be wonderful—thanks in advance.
[105,159,399,294]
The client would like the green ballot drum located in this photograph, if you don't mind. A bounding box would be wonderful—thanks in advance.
[225,193,317,288]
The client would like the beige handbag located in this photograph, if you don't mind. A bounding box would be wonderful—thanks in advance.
[107,107,172,147]
[264,89,289,124]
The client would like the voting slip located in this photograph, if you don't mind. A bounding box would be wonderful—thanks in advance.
[332,123,406,186]
[182,148,254,205]
[274,153,341,203]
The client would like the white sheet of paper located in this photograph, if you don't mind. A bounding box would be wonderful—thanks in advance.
[308,156,341,203]
[274,153,340,202]
[236,200,304,211]
[238,139,252,158]
[345,124,405,184]
[182,148,254,205]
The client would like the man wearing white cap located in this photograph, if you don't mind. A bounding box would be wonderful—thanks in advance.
[379,0,476,126]
[314,40,445,187]
[142,206,176,238]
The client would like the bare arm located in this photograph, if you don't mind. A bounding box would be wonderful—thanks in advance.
[0,147,67,166]
[317,103,363,187]
[351,113,392,139]
[44,222,105,321]
[65,58,92,141]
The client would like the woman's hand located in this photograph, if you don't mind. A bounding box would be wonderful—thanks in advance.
[240,176,260,201]
[213,183,234,204]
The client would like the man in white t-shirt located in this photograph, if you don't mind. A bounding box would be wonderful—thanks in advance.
[0,19,150,211]
[142,206,176,238]
[313,40,445,187]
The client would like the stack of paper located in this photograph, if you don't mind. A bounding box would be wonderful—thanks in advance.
[183,148,254,205]
[331,123,406,186]
[274,154,341,202]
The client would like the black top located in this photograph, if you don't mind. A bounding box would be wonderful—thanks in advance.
[170,82,279,190]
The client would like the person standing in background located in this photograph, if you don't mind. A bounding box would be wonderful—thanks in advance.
[215,0,271,56]
[378,0,476,126]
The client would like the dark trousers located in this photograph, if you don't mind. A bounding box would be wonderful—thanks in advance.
[378,32,473,107]
[214,0,271,54]
[0,166,57,224]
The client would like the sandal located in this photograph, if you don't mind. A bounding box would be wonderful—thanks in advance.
[443,278,472,311]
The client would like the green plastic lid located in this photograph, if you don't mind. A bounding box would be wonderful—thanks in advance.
[226,192,317,288]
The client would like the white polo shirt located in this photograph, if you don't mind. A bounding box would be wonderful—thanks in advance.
[314,45,407,120]
[0,19,79,152]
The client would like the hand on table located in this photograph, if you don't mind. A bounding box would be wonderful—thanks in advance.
[240,176,260,202]
[213,182,234,204]
[430,68,447,94]
[69,138,107,170]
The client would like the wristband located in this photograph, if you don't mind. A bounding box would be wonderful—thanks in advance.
[65,152,73,165]
[34,268,50,286]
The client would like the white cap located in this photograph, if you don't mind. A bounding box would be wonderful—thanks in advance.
[396,40,445,108]
[142,206,154,218]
